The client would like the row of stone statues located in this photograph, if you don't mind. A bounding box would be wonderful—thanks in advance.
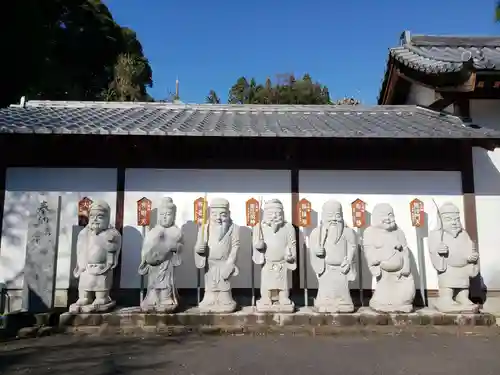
[68,197,480,315]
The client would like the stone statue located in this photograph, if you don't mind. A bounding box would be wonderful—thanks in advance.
[309,200,357,313]
[138,197,183,312]
[363,203,415,313]
[428,202,479,313]
[69,200,122,313]
[252,199,297,312]
[194,197,240,312]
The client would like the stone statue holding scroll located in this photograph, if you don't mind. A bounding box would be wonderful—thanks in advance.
[309,200,357,313]
[69,200,122,313]
[428,202,479,313]
[363,203,415,313]
[252,199,297,312]
[138,197,183,312]
[195,197,240,312]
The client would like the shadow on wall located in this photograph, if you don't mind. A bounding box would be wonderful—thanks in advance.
[414,212,429,306]
[180,220,200,306]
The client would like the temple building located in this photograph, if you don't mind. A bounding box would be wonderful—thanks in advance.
[0,30,500,313]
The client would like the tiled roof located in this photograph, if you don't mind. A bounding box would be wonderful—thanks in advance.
[390,31,500,74]
[0,100,498,139]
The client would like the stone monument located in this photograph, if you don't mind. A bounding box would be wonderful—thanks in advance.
[194,197,240,312]
[138,197,183,312]
[309,200,357,313]
[428,202,480,313]
[363,203,415,313]
[252,199,296,312]
[69,200,122,313]
[22,196,61,312]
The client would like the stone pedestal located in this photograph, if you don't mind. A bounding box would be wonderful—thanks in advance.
[56,306,497,336]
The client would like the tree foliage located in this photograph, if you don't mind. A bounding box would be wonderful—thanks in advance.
[1,0,153,107]
[227,74,331,104]
[205,90,220,104]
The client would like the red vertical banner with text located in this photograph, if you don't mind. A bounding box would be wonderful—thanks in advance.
[351,198,366,228]
[410,198,424,228]
[245,198,260,227]
[78,197,93,227]
[296,198,312,227]
[137,197,152,227]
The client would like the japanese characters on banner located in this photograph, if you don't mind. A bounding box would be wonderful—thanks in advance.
[137,197,152,226]
[297,198,312,227]
[410,198,424,228]
[351,198,366,228]
[78,197,93,226]
[245,198,260,227]
[194,196,208,225]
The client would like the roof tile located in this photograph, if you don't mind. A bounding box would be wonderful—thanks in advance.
[0,101,499,140]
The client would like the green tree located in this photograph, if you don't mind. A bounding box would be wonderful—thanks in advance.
[227,73,332,104]
[1,0,153,107]
[206,90,221,104]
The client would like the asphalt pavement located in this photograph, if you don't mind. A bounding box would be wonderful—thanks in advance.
[0,329,499,374]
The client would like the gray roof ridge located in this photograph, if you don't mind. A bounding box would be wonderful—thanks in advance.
[10,100,431,113]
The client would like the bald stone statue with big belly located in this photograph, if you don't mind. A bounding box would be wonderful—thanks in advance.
[138,197,183,313]
[69,200,122,313]
[253,199,297,313]
[428,202,479,313]
[195,198,240,313]
[363,203,416,313]
[309,200,357,313]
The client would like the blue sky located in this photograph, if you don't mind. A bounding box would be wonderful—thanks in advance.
[105,0,499,104]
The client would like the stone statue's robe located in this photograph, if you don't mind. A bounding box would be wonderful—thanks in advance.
[253,223,297,292]
[363,226,415,311]
[428,229,478,289]
[195,223,240,292]
[140,225,182,298]
[75,226,122,292]
[309,225,356,309]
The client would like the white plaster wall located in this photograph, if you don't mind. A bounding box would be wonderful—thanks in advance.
[0,168,117,289]
[472,146,500,290]
[406,84,454,113]
[298,170,464,291]
[470,99,500,130]
[122,169,291,289]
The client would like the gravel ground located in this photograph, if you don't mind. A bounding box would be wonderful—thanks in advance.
[1,329,499,374]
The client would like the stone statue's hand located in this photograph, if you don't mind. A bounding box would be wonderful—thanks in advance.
[468,253,479,263]
[437,243,449,256]
[105,231,116,242]
[340,262,350,274]
[399,269,410,278]
[95,264,111,275]
[195,243,207,255]
[255,240,266,252]
[286,253,295,263]
[73,266,81,278]
[315,247,325,257]
[221,264,234,280]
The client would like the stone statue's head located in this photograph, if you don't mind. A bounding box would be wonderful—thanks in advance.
[321,200,343,226]
[209,197,231,226]
[158,197,176,228]
[372,203,397,231]
[439,202,462,237]
[263,199,285,232]
[88,200,110,234]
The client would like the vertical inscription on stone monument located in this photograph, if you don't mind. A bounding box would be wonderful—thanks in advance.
[23,196,61,312]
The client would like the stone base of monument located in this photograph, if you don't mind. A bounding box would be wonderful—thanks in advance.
[256,301,295,313]
[56,306,498,336]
